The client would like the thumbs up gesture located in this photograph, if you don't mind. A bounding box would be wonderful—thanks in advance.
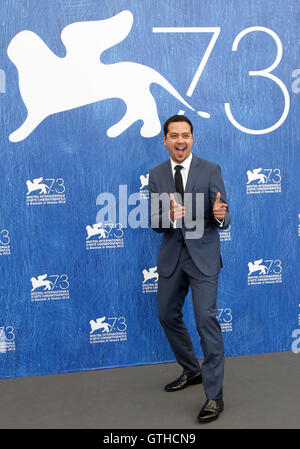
[170,192,185,222]
[213,192,227,221]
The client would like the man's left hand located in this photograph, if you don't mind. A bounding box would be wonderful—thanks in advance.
[213,192,227,221]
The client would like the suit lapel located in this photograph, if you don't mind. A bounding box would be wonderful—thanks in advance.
[185,154,200,193]
[164,159,176,193]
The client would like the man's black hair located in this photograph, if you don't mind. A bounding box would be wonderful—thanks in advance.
[163,115,193,136]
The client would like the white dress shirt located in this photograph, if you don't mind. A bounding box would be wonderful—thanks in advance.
[170,152,193,191]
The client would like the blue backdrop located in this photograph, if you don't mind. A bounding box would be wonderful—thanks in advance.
[0,0,299,378]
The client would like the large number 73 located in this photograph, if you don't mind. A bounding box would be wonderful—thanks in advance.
[153,26,290,135]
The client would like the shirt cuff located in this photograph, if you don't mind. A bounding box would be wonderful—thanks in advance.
[215,217,224,228]
[169,211,177,228]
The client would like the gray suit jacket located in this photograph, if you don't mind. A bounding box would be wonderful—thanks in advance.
[149,154,230,277]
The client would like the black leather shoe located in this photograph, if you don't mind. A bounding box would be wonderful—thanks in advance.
[164,371,202,392]
[197,399,224,423]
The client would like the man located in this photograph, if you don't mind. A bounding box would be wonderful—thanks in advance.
[149,115,230,423]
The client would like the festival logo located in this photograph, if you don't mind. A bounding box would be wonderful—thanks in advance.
[219,223,231,242]
[7,10,209,143]
[217,308,233,332]
[86,222,124,250]
[89,316,127,344]
[0,229,11,255]
[142,266,159,293]
[246,168,281,194]
[30,273,70,301]
[26,177,66,205]
[139,173,149,199]
[0,326,16,353]
[247,258,282,285]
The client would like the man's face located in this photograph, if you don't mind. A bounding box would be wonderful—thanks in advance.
[163,121,193,163]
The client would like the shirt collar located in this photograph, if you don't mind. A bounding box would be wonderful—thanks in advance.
[170,153,193,172]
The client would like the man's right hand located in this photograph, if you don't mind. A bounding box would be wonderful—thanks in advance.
[170,192,185,223]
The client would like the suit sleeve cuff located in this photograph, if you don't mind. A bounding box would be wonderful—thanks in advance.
[169,211,177,229]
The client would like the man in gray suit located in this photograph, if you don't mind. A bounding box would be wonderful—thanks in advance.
[149,115,230,423]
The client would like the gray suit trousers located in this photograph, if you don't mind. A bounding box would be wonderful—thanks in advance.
[157,244,224,400]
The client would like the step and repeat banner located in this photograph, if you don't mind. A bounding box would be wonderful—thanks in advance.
[0,0,299,378]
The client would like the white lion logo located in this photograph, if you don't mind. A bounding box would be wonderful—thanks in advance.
[7,10,209,143]
[86,222,108,240]
[248,259,268,276]
[90,317,112,334]
[139,174,149,190]
[246,168,268,184]
[142,266,159,283]
[31,274,53,291]
[26,177,48,194]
